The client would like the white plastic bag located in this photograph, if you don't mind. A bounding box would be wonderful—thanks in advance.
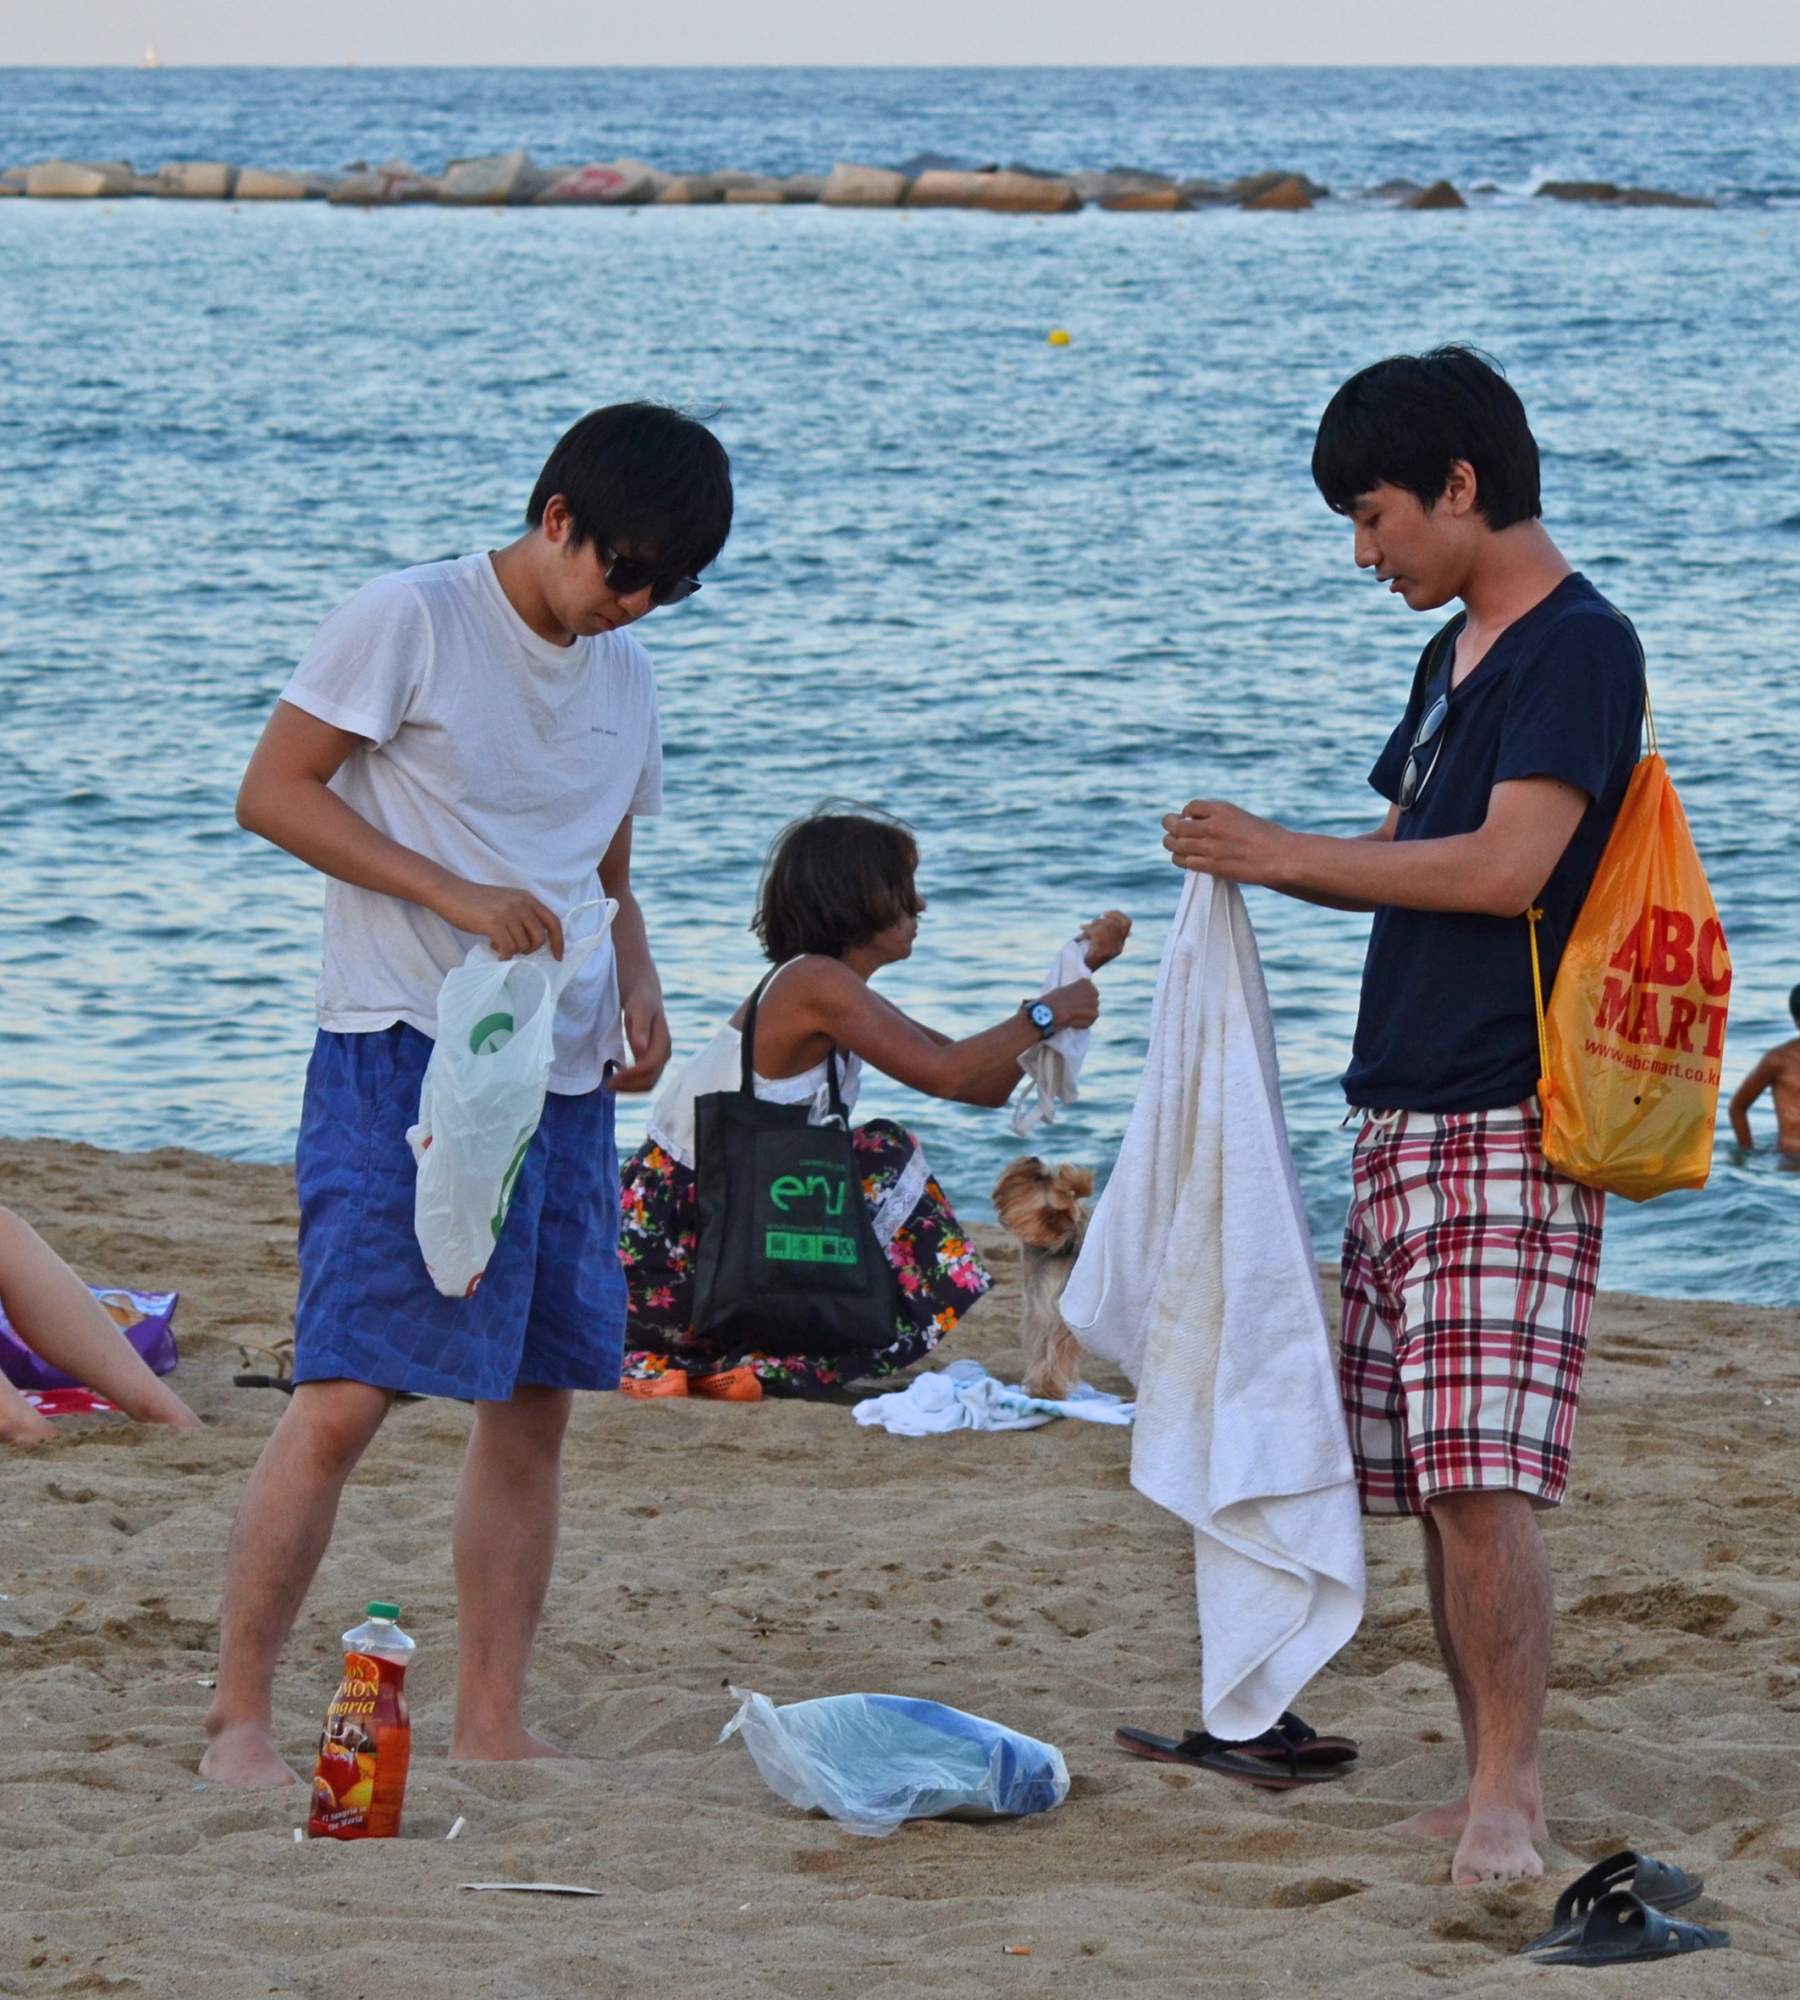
[407,899,615,1298]
[720,1687,1070,1838]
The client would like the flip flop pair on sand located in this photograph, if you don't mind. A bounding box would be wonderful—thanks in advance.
[1519,1851,1729,1968]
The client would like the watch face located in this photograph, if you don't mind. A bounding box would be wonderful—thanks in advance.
[1029,1002,1055,1030]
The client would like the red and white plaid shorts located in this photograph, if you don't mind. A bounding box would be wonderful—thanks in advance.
[1339,1100,1605,1518]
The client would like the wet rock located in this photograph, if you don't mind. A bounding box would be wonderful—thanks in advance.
[234,167,324,200]
[1239,174,1314,212]
[437,149,550,205]
[327,161,438,205]
[1232,169,1329,204]
[1178,178,1235,206]
[1403,179,1466,210]
[1536,179,1715,209]
[781,173,826,203]
[155,160,237,198]
[723,179,787,204]
[894,151,997,177]
[1617,186,1716,208]
[1101,185,1189,211]
[24,159,135,197]
[1365,178,1425,201]
[534,160,664,205]
[821,162,909,207]
[1071,168,1182,207]
[1536,179,1624,202]
[905,169,1082,214]
[654,175,728,204]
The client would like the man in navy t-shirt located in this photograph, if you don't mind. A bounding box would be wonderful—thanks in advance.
[1163,348,1641,1891]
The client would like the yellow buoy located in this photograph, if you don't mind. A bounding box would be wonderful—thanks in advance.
[1047,327,1071,347]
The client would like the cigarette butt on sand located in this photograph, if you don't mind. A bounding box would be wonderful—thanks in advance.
[1002,1944,1032,1956]
[445,1816,466,1841]
[459,1882,600,1898]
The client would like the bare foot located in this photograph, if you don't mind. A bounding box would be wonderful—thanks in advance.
[1392,1796,1470,1840]
[448,1724,569,1763]
[199,1719,298,1788]
[1452,1803,1545,1886]
[0,1410,58,1446]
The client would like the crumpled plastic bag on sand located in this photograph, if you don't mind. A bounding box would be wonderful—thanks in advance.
[720,1687,1070,1837]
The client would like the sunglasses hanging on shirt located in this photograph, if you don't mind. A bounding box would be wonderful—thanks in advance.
[1398,688,1451,811]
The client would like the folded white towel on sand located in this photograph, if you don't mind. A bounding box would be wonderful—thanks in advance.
[1012,937,1094,1137]
[852,1358,1133,1436]
[1059,873,1365,1742]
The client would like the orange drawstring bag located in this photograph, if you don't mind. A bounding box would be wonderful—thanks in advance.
[1528,683,1731,1202]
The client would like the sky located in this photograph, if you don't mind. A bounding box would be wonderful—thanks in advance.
[8,0,1800,66]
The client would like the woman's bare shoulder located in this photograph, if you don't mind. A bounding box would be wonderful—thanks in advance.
[731,954,858,1028]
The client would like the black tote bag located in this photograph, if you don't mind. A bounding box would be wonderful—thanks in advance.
[690,972,900,1357]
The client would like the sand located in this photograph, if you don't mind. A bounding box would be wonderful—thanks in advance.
[0,1134,1796,1998]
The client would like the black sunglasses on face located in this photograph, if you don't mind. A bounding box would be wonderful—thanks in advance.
[601,545,701,608]
[1397,689,1450,812]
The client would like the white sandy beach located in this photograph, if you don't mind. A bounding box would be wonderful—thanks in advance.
[1,1134,1796,1997]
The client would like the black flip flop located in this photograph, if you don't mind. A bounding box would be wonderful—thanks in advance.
[1520,1850,1704,1954]
[1115,1713,1358,1790]
[1234,1711,1360,1773]
[1531,1888,1728,1967]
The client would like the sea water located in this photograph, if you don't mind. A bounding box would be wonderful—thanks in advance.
[1,68,1795,1305]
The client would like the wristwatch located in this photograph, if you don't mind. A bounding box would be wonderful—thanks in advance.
[1023,999,1056,1041]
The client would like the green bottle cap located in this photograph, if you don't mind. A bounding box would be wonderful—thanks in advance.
[366,1601,401,1620]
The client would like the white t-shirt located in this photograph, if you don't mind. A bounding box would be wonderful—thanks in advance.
[280,552,663,1092]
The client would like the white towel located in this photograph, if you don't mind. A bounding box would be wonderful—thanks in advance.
[1012,937,1094,1137]
[852,1358,1134,1436]
[1059,873,1365,1742]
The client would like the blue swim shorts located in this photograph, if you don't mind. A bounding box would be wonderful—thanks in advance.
[293,1024,625,1401]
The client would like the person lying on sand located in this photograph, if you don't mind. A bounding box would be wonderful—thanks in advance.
[1728,983,1800,1158]
[619,805,1127,1399]
[0,1206,200,1444]
[1163,347,1643,1888]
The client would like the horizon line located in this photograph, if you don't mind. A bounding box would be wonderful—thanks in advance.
[7,58,1799,72]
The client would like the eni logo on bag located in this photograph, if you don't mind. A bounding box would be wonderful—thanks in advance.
[1591,903,1731,1061]
[767,1169,847,1216]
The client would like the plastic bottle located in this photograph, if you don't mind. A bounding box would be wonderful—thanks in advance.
[307,1602,414,1840]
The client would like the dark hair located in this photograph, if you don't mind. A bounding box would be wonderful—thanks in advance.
[753,806,922,964]
[1789,983,1800,1029]
[1312,345,1541,530]
[527,402,733,580]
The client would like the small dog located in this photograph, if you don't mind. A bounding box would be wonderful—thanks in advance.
[991,1156,1093,1401]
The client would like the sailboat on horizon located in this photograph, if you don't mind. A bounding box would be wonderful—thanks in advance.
[138,39,161,69]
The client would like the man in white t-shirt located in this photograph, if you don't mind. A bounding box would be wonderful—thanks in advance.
[200,404,733,1787]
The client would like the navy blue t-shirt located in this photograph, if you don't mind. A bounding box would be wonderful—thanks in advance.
[1344,574,1643,1113]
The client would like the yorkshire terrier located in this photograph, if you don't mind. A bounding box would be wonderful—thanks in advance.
[991,1156,1094,1401]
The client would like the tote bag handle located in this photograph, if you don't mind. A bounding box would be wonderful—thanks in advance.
[737,964,850,1124]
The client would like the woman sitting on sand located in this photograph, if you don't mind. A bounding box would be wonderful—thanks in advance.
[619,807,1128,1401]
[0,1206,200,1444]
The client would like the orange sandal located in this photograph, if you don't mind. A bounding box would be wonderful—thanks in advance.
[619,1368,689,1399]
[691,1367,764,1403]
